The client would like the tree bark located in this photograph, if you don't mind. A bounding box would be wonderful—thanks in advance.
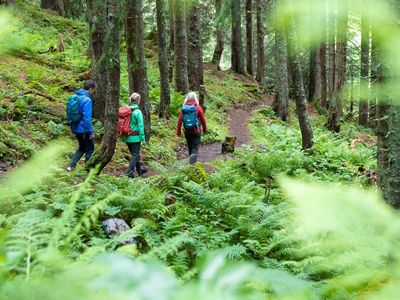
[359,7,369,126]
[86,0,120,173]
[156,0,171,119]
[369,26,377,128]
[308,46,316,102]
[187,0,204,91]
[274,27,289,121]
[319,43,328,108]
[211,0,224,69]
[40,0,57,10]
[246,0,254,76]
[231,0,245,74]
[333,2,348,124]
[286,16,314,150]
[169,0,175,82]
[87,0,107,122]
[255,0,265,83]
[174,0,189,93]
[126,0,151,141]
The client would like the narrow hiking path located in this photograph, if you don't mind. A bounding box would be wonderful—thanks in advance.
[177,94,274,164]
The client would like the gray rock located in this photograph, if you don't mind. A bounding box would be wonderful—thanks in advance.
[102,218,137,246]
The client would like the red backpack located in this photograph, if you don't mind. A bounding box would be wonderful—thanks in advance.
[118,106,138,136]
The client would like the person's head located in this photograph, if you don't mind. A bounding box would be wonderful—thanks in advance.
[184,92,199,105]
[83,80,96,95]
[129,92,141,105]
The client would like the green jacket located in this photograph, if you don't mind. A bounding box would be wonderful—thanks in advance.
[123,104,145,143]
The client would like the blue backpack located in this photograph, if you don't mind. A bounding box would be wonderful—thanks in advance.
[182,104,200,129]
[66,94,81,125]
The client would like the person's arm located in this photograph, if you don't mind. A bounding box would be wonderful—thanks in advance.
[197,106,207,133]
[81,98,94,134]
[136,111,145,142]
[177,111,183,137]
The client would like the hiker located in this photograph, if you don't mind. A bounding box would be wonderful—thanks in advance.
[66,80,95,172]
[120,93,146,178]
[177,92,207,164]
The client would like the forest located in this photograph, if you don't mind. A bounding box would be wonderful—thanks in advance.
[1,0,400,299]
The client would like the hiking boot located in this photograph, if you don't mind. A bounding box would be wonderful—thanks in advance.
[139,167,148,176]
[126,169,136,179]
[66,166,73,172]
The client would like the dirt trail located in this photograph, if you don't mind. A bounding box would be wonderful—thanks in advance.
[179,94,273,164]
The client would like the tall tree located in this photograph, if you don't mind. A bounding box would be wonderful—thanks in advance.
[246,0,254,76]
[255,0,265,83]
[126,0,151,141]
[309,46,317,102]
[274,26,289,121]
[87,0,107,122]
[359,6,369,126]
[187,0,204,91]
[327,2,348,132]
[376,0,400,208]
[211,0,224,69]
[156,0,171,119]
[231,0,245,74]
[174,0,189,93]
[369,26,377,128]
[286,16,314,150]
[168,0,175,82]
[86,0,120,172]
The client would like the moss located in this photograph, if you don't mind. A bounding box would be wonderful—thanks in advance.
[187,163,208,184]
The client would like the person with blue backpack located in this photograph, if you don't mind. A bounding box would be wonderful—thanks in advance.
[66,80,95,172]
[177,92,207,164]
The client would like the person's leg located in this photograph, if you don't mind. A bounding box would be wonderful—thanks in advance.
[127,142,140,178]
[185,134,194,156]
[189,135,201,164]
[84,134,95,162]
[68,133,85,168]
[132,143,142,176]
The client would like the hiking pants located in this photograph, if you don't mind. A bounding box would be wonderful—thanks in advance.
[127,142,142,176]
[69,133,94,168]
[185,134,201,164]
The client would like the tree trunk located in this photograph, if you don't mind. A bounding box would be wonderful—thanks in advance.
[286,16,314,150]
[156,0,171,119]
[308,46,316,102]
[386,104,400,208]
[369,26,377,128]
[174,0,189,93]
[126,0,151,141]
[274,27,289,121]
[86,0,120,173]
[333,2,348,128]
[312,45,324,105]
[231,0,245,74]
[359,6,369,126]
[319,43,328,108]
[87,0,107,122]
[40,0,57,10]
[211,0,224,69]
[187,0,204,91]
[255,0,265,83]
[246,0,254,76]
[169,0,175,82]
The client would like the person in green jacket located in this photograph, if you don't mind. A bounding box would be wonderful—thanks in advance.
[124,93,147,178]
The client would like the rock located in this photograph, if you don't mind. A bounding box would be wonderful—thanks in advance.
[102,218,137,246]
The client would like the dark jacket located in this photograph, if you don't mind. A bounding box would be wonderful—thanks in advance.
[70,89,94,135]
[177,100,207,137]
